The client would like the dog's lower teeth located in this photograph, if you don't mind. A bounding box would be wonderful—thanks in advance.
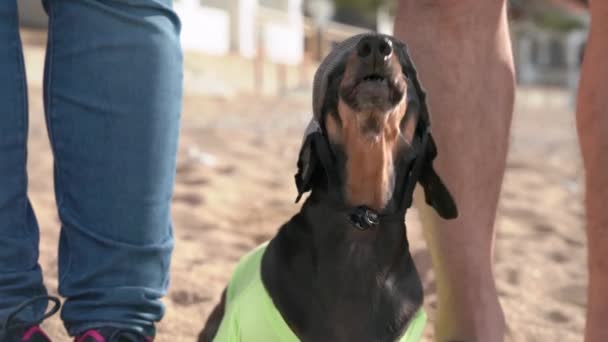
[363,75,384,82]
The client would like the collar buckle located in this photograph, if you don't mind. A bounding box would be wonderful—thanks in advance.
[348,206,380,230]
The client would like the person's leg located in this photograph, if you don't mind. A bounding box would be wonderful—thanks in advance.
[394,1,514,341]
[42,0,182,336]
[0,0,48,323]
[576,2,608,341]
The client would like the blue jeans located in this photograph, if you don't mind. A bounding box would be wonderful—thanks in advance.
[0,0,182,336]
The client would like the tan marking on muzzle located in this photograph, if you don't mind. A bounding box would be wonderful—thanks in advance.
[333,96,409,211]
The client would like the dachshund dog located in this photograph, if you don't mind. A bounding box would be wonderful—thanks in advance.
[199,33,458,342]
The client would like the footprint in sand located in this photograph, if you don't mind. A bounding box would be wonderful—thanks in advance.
[521,178,545,191]
[180,177,210,186]
[534,222,554,235]
[229,240,253,252]
[555,284,586,308]
[180,233,195,240]
[264,179,283,190]
[501,206,542,222]
[216,165,237,175]
[506,267,520,286]
[501,189,518,201]
[549,251,569,264]
[251,233,271,245]
[563,236,584,248]
[190,258,205,266]
[173,193,205,206]
[176,160,197,175]
[170,290,209,306]
[546,309,570,324]
[496,288,511,299]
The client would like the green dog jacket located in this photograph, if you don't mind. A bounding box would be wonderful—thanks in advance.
[213,242,427,341]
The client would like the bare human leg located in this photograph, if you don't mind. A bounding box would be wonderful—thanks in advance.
[394,1,515,341]
[576,2,608,341]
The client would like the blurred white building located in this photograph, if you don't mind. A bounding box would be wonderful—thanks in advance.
[174,0,304,64]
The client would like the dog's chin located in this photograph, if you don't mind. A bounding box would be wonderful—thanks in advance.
[342,77,406,112]
[359,118,385,142]
[355,81,392,112]
[348,82,406,140]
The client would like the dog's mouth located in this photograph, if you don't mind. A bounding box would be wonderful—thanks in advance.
[354,73,391,106]
[340,68,406,114]
[361,74,387,83]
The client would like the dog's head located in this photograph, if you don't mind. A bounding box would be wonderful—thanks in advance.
[296,34,457,219]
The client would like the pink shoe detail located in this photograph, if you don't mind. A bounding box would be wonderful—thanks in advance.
[22,326,51,341]
[74,330,106,342]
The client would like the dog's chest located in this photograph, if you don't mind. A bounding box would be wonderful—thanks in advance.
[303,271,421,341]
[261,213,425,342]
[279,245,424,342]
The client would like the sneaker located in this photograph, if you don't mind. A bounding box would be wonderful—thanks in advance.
[74,328,153,342]
[0,296,61,342]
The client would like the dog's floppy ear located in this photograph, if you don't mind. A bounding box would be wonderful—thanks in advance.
[418,134,458,219]
[295,132,318,203]
[295,120,336,203]
[395,39,458,219]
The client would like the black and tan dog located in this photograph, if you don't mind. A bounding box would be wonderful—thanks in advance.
[199,33,458,342]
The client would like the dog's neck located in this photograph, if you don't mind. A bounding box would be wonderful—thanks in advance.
[327,99,411,212]
[343,127,397,212]
[303,195,409,270]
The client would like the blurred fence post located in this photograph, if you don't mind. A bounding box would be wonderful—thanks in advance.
[565,30,587,108]
[307,0,334,61]
[278,64,287,95]
[518,35,536,85]
[255,29,265,95]
[299,52,310,88]
[260,1,304,96]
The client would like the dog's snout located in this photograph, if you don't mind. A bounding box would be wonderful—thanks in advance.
[356,36,393,62]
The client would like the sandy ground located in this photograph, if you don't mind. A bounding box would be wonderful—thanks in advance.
[18,29,587,341]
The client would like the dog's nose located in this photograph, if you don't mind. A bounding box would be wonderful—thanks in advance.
[356,36,393,62]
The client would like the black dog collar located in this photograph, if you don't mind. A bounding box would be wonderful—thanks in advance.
[348,206,380,231]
